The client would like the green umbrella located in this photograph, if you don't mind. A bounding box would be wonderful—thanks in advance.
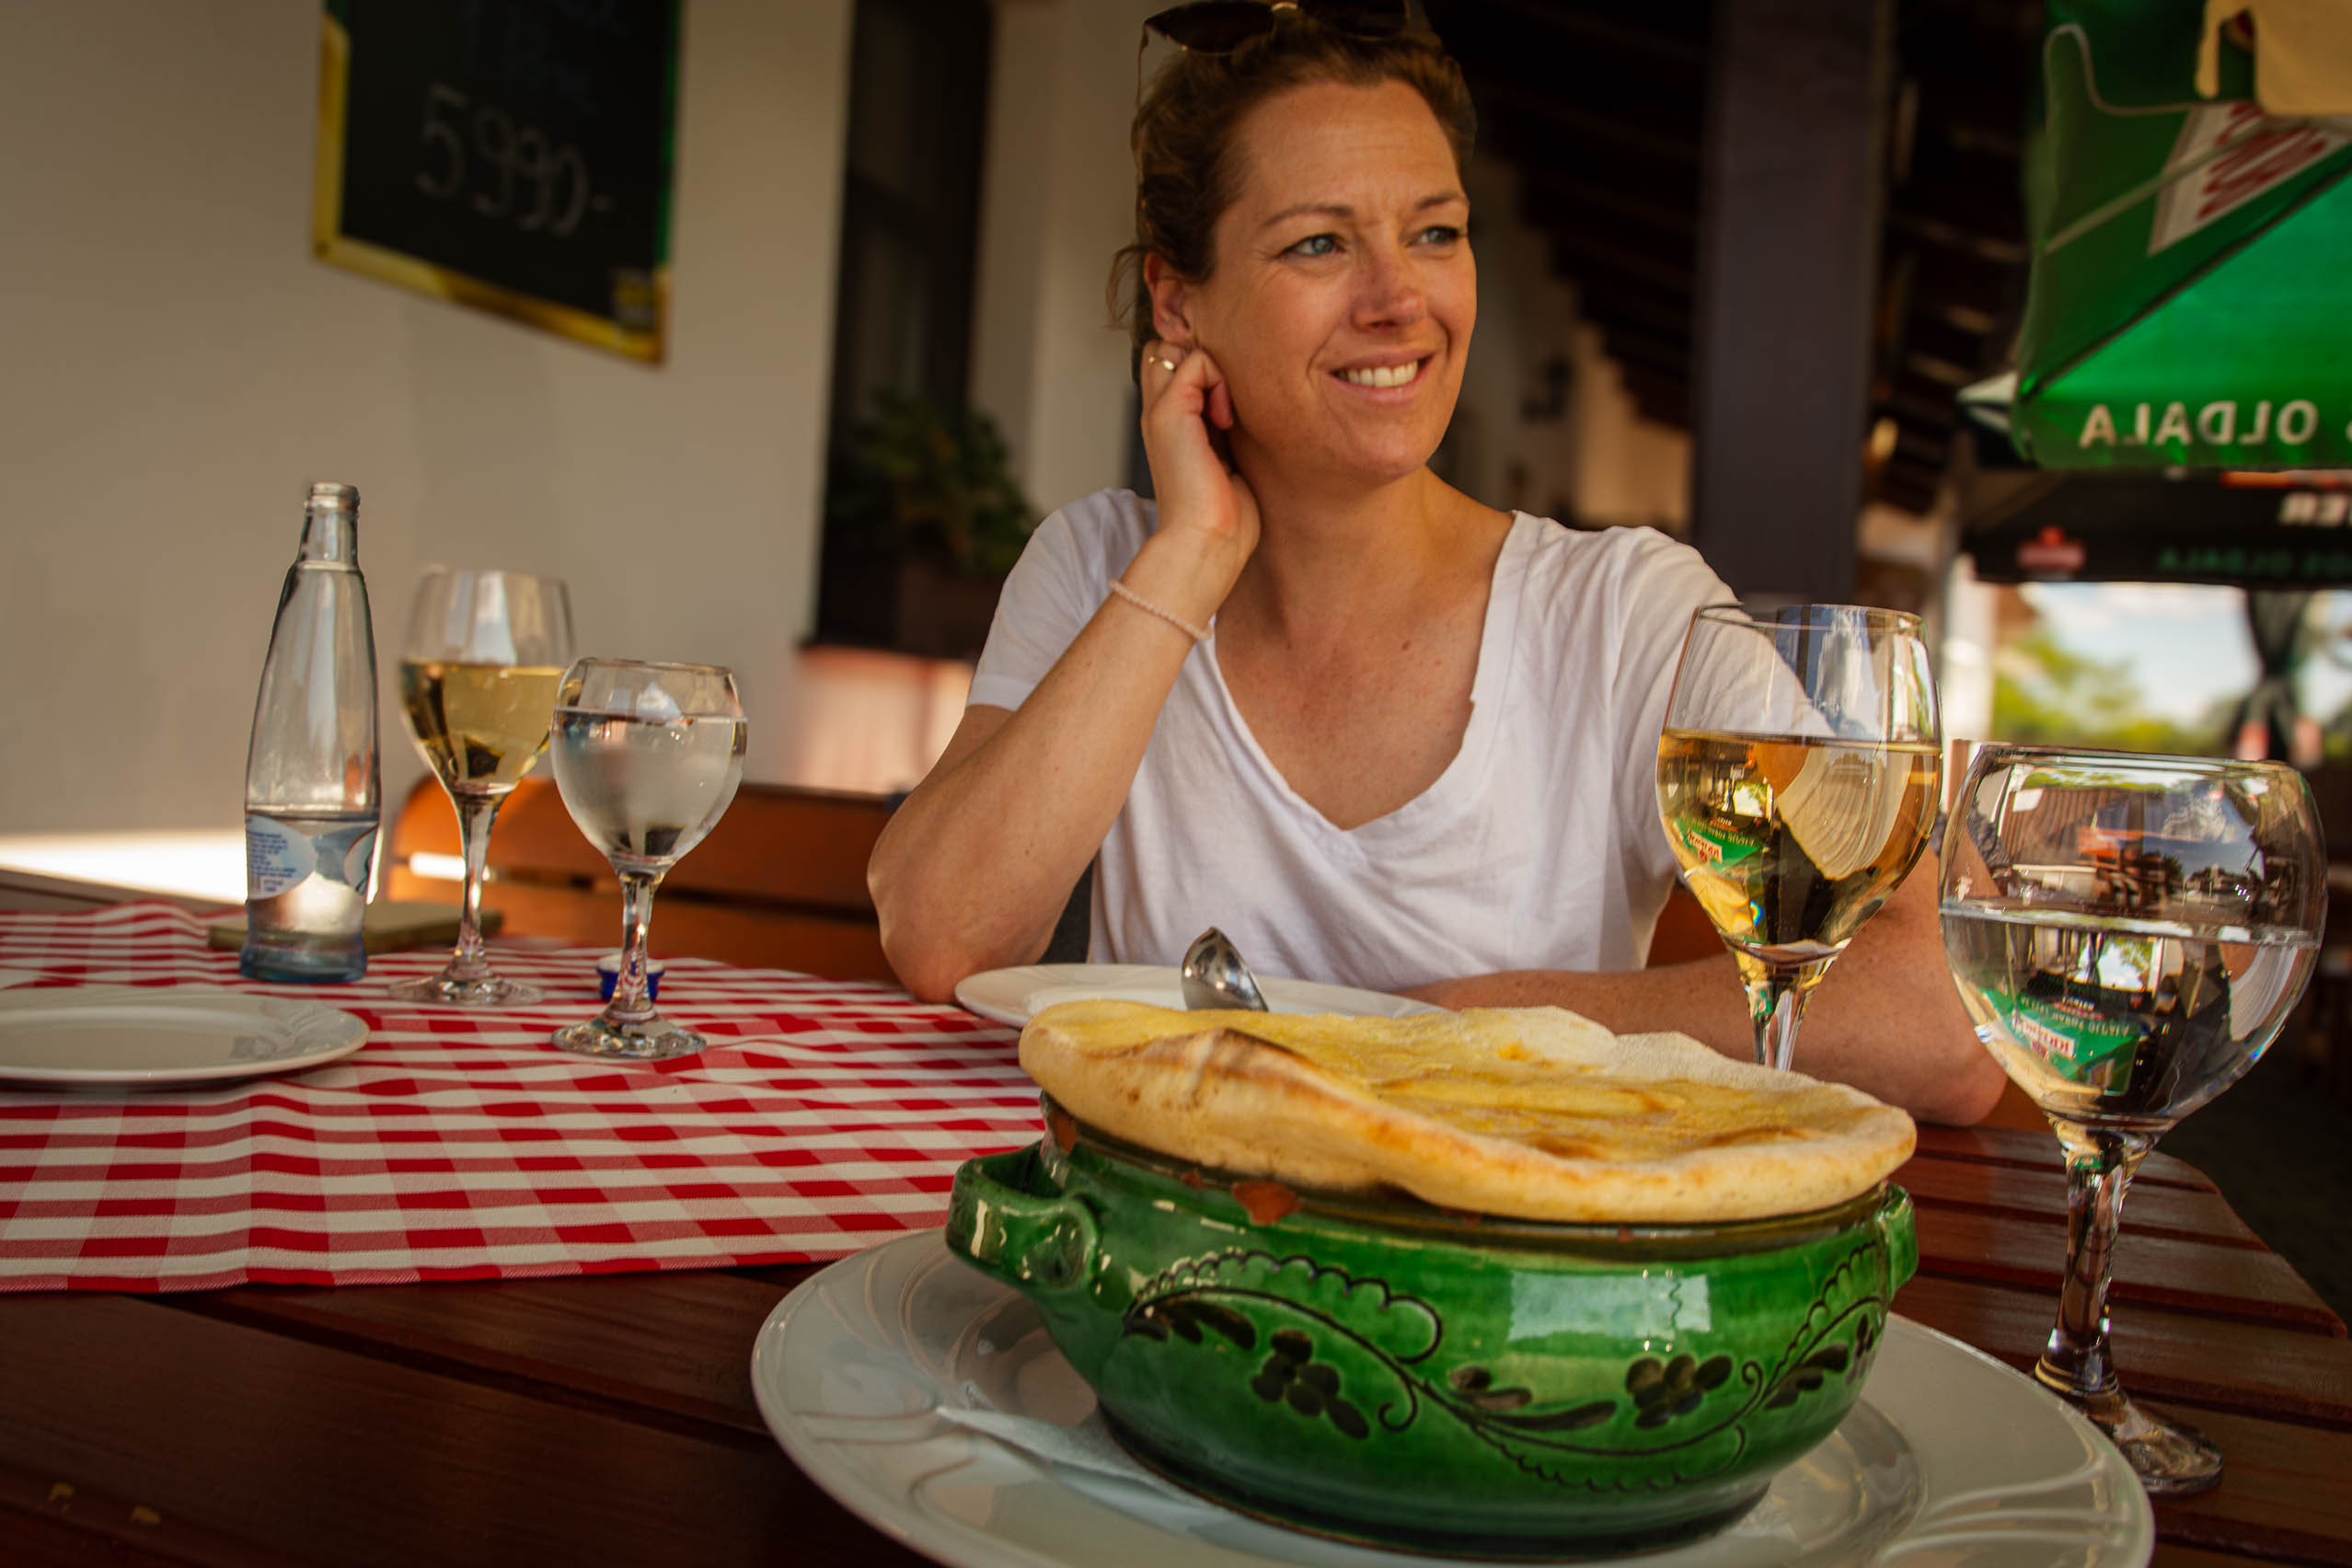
[1964,0,2352,470]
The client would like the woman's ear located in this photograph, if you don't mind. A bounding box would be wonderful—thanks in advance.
[1144,254,1193,346]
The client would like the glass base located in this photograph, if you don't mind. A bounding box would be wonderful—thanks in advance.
[2039,1367,2223,1497]
[389,970,543,1008]
[242,934,367,985]
[551,1014,706,1061]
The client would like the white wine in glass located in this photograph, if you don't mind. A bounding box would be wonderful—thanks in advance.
[549,659,745,1059]
[1655,605,1941,1070]
[391,568,574,1007]
[1940,746,2323,1496]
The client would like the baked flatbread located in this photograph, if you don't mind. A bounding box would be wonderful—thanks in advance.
[1020,1000,1915,1223]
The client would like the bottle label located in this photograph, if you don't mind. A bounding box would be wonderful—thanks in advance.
[245,815,317,898]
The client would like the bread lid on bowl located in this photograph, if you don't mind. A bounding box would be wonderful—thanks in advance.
[1019,1000,1916,1224]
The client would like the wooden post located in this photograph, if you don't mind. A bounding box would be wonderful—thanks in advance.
[1687,0,1892,601]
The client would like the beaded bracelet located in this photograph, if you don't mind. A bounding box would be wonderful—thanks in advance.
[1108,579,1211,643]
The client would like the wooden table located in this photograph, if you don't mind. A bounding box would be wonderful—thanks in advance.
[0,878,2346,1564]
[0,1128,2342,1566]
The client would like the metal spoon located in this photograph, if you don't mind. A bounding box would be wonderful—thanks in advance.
[1181,927,1271,1011]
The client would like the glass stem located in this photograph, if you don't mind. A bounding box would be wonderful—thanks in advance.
[2036,1117,2150,1402]
[1734,955,1831,1070]
[603,870,664,1025]
[446,790,504,982]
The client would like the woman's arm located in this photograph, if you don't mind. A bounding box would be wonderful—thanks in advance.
[868,538,1213,1000]
[870,343,1256,1001]
[1404,850,2006,1124]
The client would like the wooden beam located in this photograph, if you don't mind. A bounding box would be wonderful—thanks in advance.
[1598,324,1690,377]
[1904,245,2015,325]
[1574,276,1696,340]
[1515,167,1698,240]
[1435,0,1709,70]
[1546,230,1695,296]
[1620,363,1693,429]
[1472,78,1701,167]
[1688,0,1894,600]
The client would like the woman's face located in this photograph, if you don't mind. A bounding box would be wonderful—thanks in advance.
[1162,78,1474,491]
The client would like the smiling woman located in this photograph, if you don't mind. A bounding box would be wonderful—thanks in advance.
[864,3,2003,1125]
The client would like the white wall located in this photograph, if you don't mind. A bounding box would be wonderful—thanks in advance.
[1452,156,1691,534]
[0,0,853,833]
[967,0,1058,483]
[1451,156,1581,520]
[969,0,1161,511]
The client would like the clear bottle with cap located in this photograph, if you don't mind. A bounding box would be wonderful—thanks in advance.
[240,482,381,982]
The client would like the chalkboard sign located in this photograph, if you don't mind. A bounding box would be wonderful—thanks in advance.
[313,0,680,363]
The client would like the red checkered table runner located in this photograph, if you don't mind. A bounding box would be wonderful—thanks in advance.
[0,904,1040,1293]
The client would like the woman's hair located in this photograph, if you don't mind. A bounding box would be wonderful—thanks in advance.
[1110,14,1476,375]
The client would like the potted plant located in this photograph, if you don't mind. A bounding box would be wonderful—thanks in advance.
[825,390,1037,660]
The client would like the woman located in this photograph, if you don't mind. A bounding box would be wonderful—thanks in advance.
[869,6,2001,1124]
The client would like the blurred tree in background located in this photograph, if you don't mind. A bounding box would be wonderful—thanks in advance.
[1992,629,2231,755]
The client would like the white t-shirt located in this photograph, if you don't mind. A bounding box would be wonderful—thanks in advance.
[967,489,1734,993]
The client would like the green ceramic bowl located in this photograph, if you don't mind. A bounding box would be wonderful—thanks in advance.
[946,1102,1918,1560]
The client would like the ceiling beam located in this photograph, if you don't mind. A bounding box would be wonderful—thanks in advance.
[1514,166,1698,239]
[1438,0,1709,70]
[1547,231,1695,296]
[1471,79,1701,167]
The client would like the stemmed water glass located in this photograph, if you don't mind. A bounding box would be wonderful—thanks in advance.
[391,568,574,1006]
[548,659,746,1059]
[1939,746,2323,1494]
[1655,605,1943,1069]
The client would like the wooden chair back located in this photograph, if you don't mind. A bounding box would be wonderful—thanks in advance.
[383,777,899,983]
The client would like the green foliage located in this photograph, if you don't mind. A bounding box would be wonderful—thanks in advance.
[828,390,1037,578]
[1990,629,2230,755]
[2323,692,2352,760]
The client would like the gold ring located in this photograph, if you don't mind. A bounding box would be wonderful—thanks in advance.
[1153,354,1181,372]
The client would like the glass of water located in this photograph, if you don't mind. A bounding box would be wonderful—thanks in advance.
[1939,745,2324,1496]
[548,659,746,1060]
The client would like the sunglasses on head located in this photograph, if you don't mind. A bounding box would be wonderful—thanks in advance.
[1144,0,1412,54]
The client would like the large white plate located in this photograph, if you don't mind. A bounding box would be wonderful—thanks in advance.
[0,986,368,1086]
[954,963,1441,1028]
[753,1230,2155,1568]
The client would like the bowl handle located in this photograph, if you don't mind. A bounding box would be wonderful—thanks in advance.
[1874,1184,1919,1293]
[947,1146,1100,1295]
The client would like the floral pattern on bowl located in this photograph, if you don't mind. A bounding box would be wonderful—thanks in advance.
[946,1102,1918,1558]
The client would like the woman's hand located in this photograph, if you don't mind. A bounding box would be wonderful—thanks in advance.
[1139,340,1260,586]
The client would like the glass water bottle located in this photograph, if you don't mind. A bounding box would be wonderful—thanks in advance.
[240,482,381,982]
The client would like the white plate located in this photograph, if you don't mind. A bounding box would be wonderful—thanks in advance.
[752,1230,2155,1568]
[953,963,1442,1028]
[0,985,368,1086]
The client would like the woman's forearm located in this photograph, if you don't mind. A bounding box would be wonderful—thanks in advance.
[1407,858,2006,1124]
[870,532,1240,1000]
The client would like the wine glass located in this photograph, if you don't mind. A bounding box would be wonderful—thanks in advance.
[548,659,746,1059]
[390,568,574,1006]
[1654,604,1942,1069]
[1939,745,2323,1495]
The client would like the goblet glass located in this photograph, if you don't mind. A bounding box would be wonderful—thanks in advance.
[1655,605,1942,1070]
[548,659,746,1060]
[390,568,574,1006]
[1940,745,2323,1496]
